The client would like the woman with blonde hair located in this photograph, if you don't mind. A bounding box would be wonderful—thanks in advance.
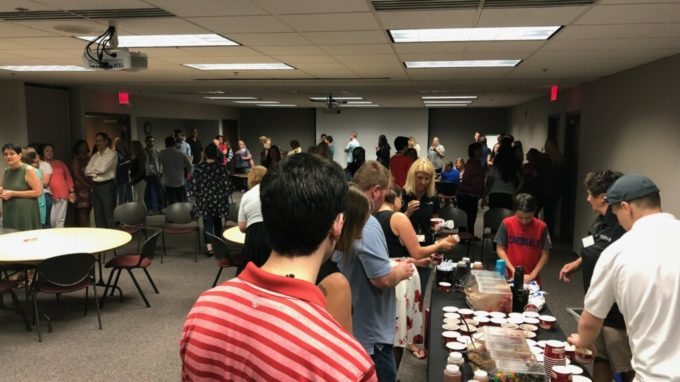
[238,165,270,267]
[401,158,439,292]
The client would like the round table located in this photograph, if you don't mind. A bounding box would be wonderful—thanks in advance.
[222,226,245,245]
[0,228,132,264]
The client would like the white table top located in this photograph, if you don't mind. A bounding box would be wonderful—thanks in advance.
[222,226,245,245]
[0,227,132,264]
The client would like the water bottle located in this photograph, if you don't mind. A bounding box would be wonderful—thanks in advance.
[495,259,506,278]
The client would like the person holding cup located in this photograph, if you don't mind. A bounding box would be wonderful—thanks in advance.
[376,184,458,363]
[402,158,441,292]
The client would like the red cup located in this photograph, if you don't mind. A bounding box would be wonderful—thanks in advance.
[442,330,460,344]
[564,343,576,361]
[551,365,572,382]
[431,253,443,265]
[539,315,557,330]
[438,282,452,292]
[430,218,444,231]
[575,347,593,364]
[544,340,565,359]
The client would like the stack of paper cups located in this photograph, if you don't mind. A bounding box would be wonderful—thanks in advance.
[543,340,566,382]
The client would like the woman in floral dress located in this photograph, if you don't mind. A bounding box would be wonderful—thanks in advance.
[192,143,231,254]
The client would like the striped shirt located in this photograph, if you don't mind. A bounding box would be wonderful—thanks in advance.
[180,263,377,382]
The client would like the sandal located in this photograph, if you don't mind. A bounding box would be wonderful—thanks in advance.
[408,345,427,359]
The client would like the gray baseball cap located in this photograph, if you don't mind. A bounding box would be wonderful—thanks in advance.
[605,174,659,204]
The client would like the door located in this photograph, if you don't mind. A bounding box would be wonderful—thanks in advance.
[84,113,131,151]
[222,119,239,150]
[547,114,560,145]
[560,112,580,244]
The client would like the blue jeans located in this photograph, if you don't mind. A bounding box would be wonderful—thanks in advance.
[371,344,397,382]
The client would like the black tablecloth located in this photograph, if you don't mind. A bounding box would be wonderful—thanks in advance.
[427,284,588,381]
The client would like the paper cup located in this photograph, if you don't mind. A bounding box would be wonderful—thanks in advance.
[438,282,452,292]
[575,347,593,364]
[458,308,474,318]
[442,331,460,344]
[430,218,445,231]
[544,340,566,359]
[551,365,572,382]
[539,315,557,330]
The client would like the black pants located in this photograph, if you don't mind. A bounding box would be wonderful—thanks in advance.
[203,215,223,245]
[489,193,514,210]
[457,194,480,236]
[92,181,116,228]
[165,185,187,205]
[144,175,164,211]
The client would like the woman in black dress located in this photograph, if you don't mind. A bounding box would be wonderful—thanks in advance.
[375,134,391,169]
[192,143,231,254]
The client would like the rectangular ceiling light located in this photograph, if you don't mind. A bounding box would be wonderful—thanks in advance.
[77,34,239,47]
[343,104,380,108]
[426,104,468,107]
[346,101,374,104]
[203,96,257,100]
[309,96,363,101]
[421,96,477,100]
[405,60,520,68]
[183,63,294,70]
[257,104,297,107]
[390,26,561,43]
[0,65,92,72]
[233,100,279,104]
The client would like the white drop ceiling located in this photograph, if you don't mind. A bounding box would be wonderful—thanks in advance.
[0,0,678,108]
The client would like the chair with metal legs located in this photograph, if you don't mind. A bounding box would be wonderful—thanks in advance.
[480,208,514,264]
[205,232,247,287]
[102,231,161,308]
[161,202,201,263]
[0,279,32,332]
[113,202,148,251]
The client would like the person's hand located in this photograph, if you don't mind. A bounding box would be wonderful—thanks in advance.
[394,258,415,281]
[0,189,13,200]
[567,334,598,358]
[480,198,487,209]
[415,257,432,267]
[437,235,457,251]
[405,200,420,216]
[68,193,77,203]
[524,274,534,284]
[559,261,579,283]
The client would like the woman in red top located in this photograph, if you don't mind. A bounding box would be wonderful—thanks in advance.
[42,144,75,228]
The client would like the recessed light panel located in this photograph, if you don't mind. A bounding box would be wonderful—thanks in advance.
[77,34,238,47]
[405,60,521,68]
[421,96,477,100]
[343,104,380,108]
[183,63,294,70]
[309,96,364,101]
[0,65,92,72]
[390,26,561,43]
[233,100,279,104]
[204,96,257,100]
[257,104,297,107]
[423,100,472,104]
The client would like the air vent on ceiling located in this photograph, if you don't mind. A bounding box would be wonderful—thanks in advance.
[372,1,478,11]
[371,0,593,11]
[483,0,594,7]
[0,8,174,21]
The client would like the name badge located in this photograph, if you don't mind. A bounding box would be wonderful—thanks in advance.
[582,235,595,248]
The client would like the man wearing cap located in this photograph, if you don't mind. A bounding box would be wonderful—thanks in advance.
[569,175,680,381]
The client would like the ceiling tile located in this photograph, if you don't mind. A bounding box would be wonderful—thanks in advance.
[6,36,85,49]
[188,16,294,33]
[147,0,268,17]
[319,44,394,55]
[477,6,588,27]
[228,33,309,46]
[0,1,57,12]
[278,12,380,32]
[181,46,263,57]
[378,10,477,29]
[253,45,326,55]
[556,24,680,40]
[253,0,371,15]
[462,41,547,53]
[271,55,338,64]
[393,42,467,55]
[27,0,151,10]
[333,54,399,64]
[302,30,388,45]
[576,4,680,24]
[14,20,106,37]
[0,22,55,37]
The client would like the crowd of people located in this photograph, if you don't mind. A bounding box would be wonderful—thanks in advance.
[3,126,678,382]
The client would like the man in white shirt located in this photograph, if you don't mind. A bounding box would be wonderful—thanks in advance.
[569,175,680,381]
[344,131,360,165]
[85,132,118,228]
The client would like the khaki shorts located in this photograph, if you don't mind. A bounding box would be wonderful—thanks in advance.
[592,325,633,373]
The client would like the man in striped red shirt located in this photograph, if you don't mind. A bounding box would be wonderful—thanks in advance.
[180,153,376,382]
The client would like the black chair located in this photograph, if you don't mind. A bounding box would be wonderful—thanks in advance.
[437,182,458,206]
[439,205,472,257]
[226,202,240,226]
[480,208,514,264]
[102,231,161,308]
[161,202,201,263]
[30,253,101,342]
[0,279,32,332]
[205,232,248,287]
[113,202,148,251]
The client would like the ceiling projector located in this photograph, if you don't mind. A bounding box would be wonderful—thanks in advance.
[82,48,148,71]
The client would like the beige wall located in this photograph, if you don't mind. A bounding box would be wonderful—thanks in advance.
[0,81,28,176]
[509,54,680,251]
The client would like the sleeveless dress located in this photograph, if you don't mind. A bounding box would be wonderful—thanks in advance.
[2,163,41,230]
[74,155,92,209]
[374,210,424,348]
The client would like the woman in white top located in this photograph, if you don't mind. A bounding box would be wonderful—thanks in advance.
[238,166,270,268]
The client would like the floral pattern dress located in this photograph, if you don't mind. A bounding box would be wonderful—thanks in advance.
[191,162,231,219]
[391,258,424,347]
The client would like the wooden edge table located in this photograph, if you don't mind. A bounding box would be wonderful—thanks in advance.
[222,225,245,245]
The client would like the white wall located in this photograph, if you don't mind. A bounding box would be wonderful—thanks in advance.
[317,108,428,166]
[509,54,680,252]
